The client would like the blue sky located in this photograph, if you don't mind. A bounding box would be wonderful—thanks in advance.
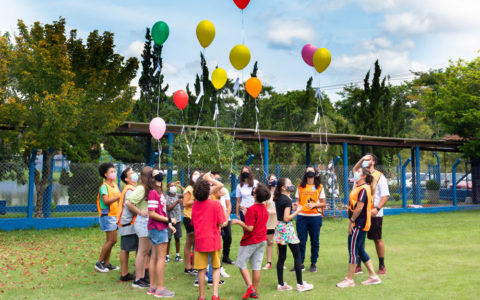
[1,0,479,100]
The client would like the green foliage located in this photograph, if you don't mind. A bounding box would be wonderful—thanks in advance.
[391,193,401,201]
[59,163,103,204]
[426,179,440,190]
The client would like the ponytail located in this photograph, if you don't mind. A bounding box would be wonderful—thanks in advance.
[362,167,373,185]
[273,178,287,202]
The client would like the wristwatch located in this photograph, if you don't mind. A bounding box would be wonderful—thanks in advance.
[375,207,380,211]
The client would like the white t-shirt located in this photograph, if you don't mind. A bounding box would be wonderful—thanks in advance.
[236,179,259,208]
[374,174,390,217]
[353,173,390,217]
[218,187,231,221]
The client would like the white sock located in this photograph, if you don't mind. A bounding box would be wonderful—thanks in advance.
[176,253,180,256]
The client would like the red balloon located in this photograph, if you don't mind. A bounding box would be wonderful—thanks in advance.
[173,90,188,110]
[233,0,250,9]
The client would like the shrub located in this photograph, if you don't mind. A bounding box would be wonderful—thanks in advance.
[426,180,440,190]
[391,193,401,201]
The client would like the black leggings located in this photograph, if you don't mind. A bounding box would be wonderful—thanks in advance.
[277,243,302,285]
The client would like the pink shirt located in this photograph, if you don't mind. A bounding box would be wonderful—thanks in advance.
[147,190,168,231]
[192,198,226,252]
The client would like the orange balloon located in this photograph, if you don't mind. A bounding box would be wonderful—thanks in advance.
[245,77,262,99]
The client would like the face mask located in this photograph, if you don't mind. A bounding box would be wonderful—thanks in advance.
[192,174,199,183]
[108,172,117,180]
[130,173,139,183]
[362,160,371,168]
[154,172,164,182]
[306,171,315,178]
[354,171,361,182]
[241,172,250,180]
[286,185,295,192]
[268,179,277,187]
[169,186,177,194]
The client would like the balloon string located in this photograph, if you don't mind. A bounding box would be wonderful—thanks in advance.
[215,95,222,169]
[157,140,162,169]
[157,52,161,117]
[194,82,205,142]
[255,100,265,177]
[181,110,191,179]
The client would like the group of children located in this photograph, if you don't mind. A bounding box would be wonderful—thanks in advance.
[95,159,385,299]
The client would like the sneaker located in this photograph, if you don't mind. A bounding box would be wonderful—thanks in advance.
[290,264,305,272]
[207,280,225,286]
[94,261,108,273]
[222,257,235,265]
[192,269,198,274]
[154,287,175,298]
[378,265,386,275]
[263,262,272,270]
[119,273,135,282]
[310,264,317,273]
[277,282,293,291]
[104,263,120,271]
[361,276,382,285]
[336,277,355,288]
[132,279,149,289]
[198,298,205,300]
[354,265,363,275]
[147,287,157,295]
[242,285,258,299]
[297,281,314,292]
[184,268,195,275]
[220,267,230,278]
[165,256,170,263]
[194,279,199,287]
[142,276,150,284]
[211,296,220,300]
[175,255,183,262]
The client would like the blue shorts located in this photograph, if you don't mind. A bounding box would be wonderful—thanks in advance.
[99,216,118,232]
[149,228,169,245]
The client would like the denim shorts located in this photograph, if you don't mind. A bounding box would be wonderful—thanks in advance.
[149,228,169,245]
[134,215,149,238]
[99,216,118,232]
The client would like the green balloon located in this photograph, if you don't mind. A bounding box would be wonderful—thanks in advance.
[151,21,169,45]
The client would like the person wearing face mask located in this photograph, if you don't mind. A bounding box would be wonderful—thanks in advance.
[262,174,278,270]
[236,166,259,223]
[352,154,390,275]
[336,168,381,288]
[183,170,201,275]
[293,167,326,273]
[117,167,141,281]
[273,178,314,293]
[95,163,121,273]
[165,181,184,263]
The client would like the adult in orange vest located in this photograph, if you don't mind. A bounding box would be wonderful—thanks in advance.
[293,167,326,273]
[353,154,390,275]
[95,163,121,273]
[118,167,141,282]
[336,168,381,288]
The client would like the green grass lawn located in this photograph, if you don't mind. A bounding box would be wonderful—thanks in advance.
[1,211,479,299]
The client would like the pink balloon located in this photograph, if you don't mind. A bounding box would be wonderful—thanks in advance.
[149,117,166,140]
[301,44,317,67]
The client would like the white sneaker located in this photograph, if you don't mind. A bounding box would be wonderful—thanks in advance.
[277,282,293,291]
[220,267,230,278]
[297,281,314,292]
[336,277,355,288]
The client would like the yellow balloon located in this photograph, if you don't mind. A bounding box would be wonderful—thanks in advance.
[312,48,331,73]
[211,68,227,90]
[229,44,251,71]
[196,20,215,48]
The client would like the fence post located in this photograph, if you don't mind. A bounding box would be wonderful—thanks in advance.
[343,142,349,205]
[305,143,310,167]
[433,152,440,183]
[276,164,280,179]
[167,133,173,183]
[402,158,411,208]
[230,173,237,209]
[414,146,421,205]
[331,156,340,209]
[452,158,461,207]
[28,149,37,219]
[145,137,152,165]
[264,139,269,183]
[181,169,185,187]
[117,162,122,187]
[397,153,402,194]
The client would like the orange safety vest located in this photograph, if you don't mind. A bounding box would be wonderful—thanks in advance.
[96,182,121,217]
[297,184,324,216]
[348,184,373,231]
[117,184,136,226]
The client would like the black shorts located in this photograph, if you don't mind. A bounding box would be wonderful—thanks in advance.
[121,233,139,252]
[367,217,383,240]
[168,222,183,239]
[183,217,194,235]
[267,229,275,235]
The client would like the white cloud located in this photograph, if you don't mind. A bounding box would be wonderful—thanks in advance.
[163,63,178,76]
[124,40,144,58]
[267,19,315,48]
[382,12,431,35]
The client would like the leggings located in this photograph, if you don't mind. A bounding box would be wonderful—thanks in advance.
[277,243,302,285]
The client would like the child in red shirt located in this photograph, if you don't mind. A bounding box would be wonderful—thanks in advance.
[192,174,225,300]
[232,183,270,299]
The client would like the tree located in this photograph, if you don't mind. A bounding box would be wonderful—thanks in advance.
[0,18,138,217]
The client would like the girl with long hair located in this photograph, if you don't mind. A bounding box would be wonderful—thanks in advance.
[235,166,258,224]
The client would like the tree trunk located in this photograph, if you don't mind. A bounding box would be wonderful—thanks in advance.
[34,150,54,218]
